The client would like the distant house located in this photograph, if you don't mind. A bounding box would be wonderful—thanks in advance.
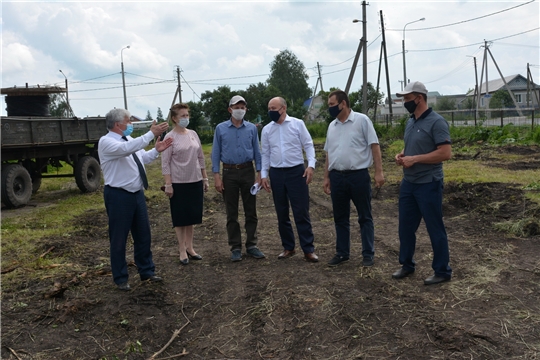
[468,74,540,109]
[303,95,325,122]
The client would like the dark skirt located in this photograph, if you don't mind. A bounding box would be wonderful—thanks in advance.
[169,181,203,227]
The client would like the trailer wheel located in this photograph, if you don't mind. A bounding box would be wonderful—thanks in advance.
[75,156,102,193]
[1,164,32,208]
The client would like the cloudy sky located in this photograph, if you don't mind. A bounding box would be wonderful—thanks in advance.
[2,0,539,119]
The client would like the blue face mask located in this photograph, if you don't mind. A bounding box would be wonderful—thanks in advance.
[122,123,133,137]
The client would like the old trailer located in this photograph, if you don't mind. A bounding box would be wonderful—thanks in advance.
[1,85,107,208]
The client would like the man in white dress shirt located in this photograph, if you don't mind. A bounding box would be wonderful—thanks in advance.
[98,108,172,291]
[261,97,318,263]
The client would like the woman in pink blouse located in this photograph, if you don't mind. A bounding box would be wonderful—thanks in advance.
[161,103,209,265]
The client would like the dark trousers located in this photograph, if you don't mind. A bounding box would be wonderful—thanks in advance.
[104,186,156,285]
[222,166,258,251]
[398,179,452,278]
[329,169,374,259]
[269,164,314,254]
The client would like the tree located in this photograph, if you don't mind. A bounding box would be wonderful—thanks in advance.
[145,110,153,121]
[435,97,456,111]
[489,89,514,109]
[267,50,311,107]
[186,101,205,132]
[317,83,384,123]
[200,85,233,128]
[156,107,165,122]
[349,83,385,115]
[48,93,69,117]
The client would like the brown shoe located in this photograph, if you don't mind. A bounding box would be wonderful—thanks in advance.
[304,252,319,263]
[278,249,296,259]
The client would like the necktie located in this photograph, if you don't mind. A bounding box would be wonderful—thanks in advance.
[122,136,149,190]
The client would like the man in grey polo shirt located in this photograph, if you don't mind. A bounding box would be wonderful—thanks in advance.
[323,90,384,267]
[391,81,453,285]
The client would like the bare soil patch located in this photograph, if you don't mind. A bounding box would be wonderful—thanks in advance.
[2,146,540,359]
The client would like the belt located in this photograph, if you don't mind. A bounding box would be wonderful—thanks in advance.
[331,168,366,174]
[105,185,139,194]
[223,161,253,169]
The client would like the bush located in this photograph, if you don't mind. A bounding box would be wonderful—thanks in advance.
[306,122,329,138]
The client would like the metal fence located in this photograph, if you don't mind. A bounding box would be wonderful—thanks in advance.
[373,108,539,129]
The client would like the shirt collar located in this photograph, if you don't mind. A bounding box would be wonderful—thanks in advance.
[227,119,245,128]
[334,110,354,125]
[413,108,433,121]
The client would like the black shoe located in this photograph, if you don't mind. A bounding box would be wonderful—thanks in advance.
[392,268,414,279]
[142,275,163,282]
[179,258,189,265]
[362,257,374,267]
[328,255,349,266]
[117,282,130,291]
[187,252,202,260]
[424,275,450,285]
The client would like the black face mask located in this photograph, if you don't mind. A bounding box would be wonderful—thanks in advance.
[328,104,342,118]
[404,99,418,114]
[268,106,283,122]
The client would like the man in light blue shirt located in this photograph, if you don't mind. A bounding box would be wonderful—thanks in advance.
[261,96,318,263]
[211,95,264,262]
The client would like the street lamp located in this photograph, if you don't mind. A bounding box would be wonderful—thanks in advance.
[121,45,130,110]
[402,17,425,87]
[59,70,71,117]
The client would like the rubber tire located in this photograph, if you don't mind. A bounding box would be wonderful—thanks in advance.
[1,164,32,208]
[74,156,102,193]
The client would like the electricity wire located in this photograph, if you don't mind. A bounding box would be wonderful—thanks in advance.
[386,0,536,32]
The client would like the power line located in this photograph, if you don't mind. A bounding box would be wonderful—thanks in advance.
[410,27,539,52]
[180,74,201,100]
[386,0,536,32]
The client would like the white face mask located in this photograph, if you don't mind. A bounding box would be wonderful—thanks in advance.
[231,109,246,120]
[178,118,189,128]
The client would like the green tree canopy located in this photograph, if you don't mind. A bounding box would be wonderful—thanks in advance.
[48,93,69,117]
[145,110,153,121]
[200,85,233,127]
[317,83,384,123]
[267,49,311,107]
[490,89,514,109]
[435,97,456,111]
[186,101,205,132]
[156,107,165,122]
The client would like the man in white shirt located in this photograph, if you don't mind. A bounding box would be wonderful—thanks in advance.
[323,90,384,267]
[261,97,318,263]
[98,108,172,291]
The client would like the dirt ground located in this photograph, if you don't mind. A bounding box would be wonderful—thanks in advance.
[1,144,539,359]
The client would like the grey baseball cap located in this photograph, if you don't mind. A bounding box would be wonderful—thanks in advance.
[396,81,428,97]
[229,95,247,106]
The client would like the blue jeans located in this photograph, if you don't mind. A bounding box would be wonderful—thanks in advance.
[398,179,452,278]
[329,169,374,259]
[104,186,156,284]
[269,165,315,254]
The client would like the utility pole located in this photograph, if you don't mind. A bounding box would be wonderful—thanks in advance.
[380,10,392,117]
[486,46,523,117]
[373,43,384,120]
[121,45,130,110]
[361,0,368,112]
[345,37,364,95]
[317,62,324,92]
[176,66,183,103]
